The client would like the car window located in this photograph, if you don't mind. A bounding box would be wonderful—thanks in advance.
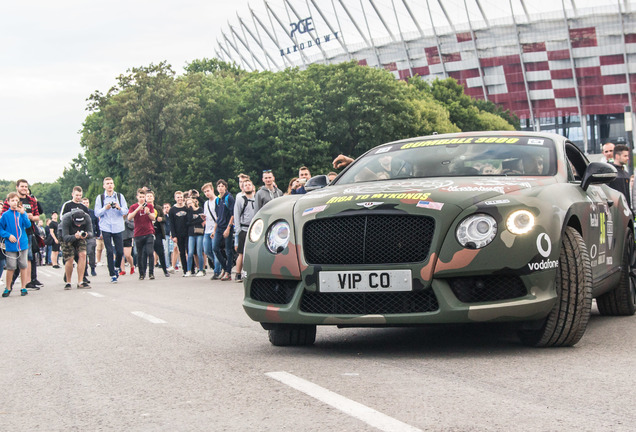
[337,136,557,185]
[565,142,588,181]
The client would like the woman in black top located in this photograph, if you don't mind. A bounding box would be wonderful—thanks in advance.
[186,198,205,276]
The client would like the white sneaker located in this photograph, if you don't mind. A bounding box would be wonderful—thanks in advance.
[183,271,192,277]
[195,271,205,277]
[167,266,175,274]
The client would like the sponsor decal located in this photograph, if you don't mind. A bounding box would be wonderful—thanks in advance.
[474,180,532,188]
[537,233,551,258]
[326,192,430,204]
[484,199,510,205]
[302,205,327,216]
[416,200,444,210]
[375,146,392,154]
[400,137,520,149]
[590,213,599,228]
[343,180,453,194]
[528,233,558,271]
[590,244,598,259]
[356,202,384,209]
[607,256,613,265]
[443,185,506,193]
[528,139,545,145]
[280,17,339,57]
[598,254,605,265]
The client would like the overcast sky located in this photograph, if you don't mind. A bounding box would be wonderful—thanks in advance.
[0,0,602,184]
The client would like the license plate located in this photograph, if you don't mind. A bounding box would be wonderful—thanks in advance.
[319,270,412,292]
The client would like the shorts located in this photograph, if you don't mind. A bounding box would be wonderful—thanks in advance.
[123,238,133,248]
[96,238,104,253]
[5,249,29,270]
[61,239,87,262]
[237,230,247,255]
[52,241,60,252]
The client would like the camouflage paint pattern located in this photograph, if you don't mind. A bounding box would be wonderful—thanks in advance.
[242,132,633,327]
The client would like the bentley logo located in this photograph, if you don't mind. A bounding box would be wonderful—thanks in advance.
[357,202,384,209]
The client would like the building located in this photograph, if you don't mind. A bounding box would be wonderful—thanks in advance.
[216,0,636,154]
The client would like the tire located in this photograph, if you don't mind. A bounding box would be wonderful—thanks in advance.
[597,230,636,316]
[268,325,317,346]
[519,227,592,347]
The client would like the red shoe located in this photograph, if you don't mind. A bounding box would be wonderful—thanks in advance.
[130,266,135,275]
[119,270,126,276]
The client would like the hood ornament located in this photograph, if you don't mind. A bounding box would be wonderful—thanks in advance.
[356,202,384,209]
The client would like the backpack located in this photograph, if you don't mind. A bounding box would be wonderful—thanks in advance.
[237,195,253,227]
[99,192,123,208]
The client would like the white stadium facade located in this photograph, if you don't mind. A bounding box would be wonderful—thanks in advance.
[215,0,636,154]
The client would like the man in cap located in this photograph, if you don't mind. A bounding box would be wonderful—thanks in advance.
[60,208,94,289]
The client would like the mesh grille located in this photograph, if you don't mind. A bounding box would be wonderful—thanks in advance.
[250,279,298,305]
[300,289,439,314]
[448,276,527,303]
[303,215,435,264]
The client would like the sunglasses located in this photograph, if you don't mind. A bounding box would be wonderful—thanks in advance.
[262,169,272,173]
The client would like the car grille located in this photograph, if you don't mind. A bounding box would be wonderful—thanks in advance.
[300,289,439,315]
[303,215,435,264]
[448,276,527,303]
[250,279,298,304]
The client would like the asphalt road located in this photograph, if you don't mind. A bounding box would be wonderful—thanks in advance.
[1,263,635,432]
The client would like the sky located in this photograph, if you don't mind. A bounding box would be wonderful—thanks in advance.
[0,0,606,184]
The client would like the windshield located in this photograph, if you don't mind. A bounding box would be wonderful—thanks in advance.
[336,136,556,185]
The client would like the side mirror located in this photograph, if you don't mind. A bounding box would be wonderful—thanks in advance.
[304,175,329,192]
[581,162,617,191]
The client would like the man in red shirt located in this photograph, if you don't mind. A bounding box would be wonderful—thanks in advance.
[127,188,156,280]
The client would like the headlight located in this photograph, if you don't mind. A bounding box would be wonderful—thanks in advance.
[249,219,264,243]
[506,210,535,235]
[456,214,497,249]
[266,220,290,254]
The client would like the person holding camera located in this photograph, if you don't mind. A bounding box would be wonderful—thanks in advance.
[128,188,156,280]
[94,177,128,283]
[60,208,94,290]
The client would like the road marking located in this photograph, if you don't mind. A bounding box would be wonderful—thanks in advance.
[131,311,167,324]
[266,371,422,432]
[88,292,105,298]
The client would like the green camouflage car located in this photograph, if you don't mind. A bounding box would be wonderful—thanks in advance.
[243,132,636,347]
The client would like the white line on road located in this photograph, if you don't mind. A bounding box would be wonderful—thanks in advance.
[266,371,422,432]
[131,311,167,324]
[88,292,105,298]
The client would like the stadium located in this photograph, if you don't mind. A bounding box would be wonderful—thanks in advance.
[215,0,635,154]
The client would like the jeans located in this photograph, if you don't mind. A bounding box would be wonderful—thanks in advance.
[153,234,167,272]
[85,238,96,269]
[134,234,155,277]
[45,245,52,264]
[163,235,171,267]
[203,234,222,275]
[187,235,204,272]
[213,227,234,274]
[102,231,124,277]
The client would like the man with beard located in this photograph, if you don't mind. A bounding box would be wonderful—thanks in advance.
[233,179,256,282]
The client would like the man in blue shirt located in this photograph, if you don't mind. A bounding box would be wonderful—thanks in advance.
[212,179,235,281]
[94,177,128,283]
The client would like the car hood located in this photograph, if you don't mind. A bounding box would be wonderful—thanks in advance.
[294,177,555,219]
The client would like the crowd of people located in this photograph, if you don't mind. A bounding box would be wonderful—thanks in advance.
[0,165,331,296]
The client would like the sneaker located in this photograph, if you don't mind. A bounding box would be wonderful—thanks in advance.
[52,265,60,269]
[139,275,145,280]
[119,270,126,276]
[78,282,91,289]
[91,268,97,277]
[2,288,11,297]
[234,274,243,283]
[25,282,40,290]
[221,273,232,281]
[20,288,28,296]
[211,273,220,280]
[183,271,192,277]
[115,267,121,274]
[64,283,72,290]
[164,271,170,278]
[96,262,104,267]
[149,274,155,280]
[167,266,175,274]
[130,266,135,275]
[83,276,90,284]
[219,270,227,279]
[195,271,205,277]
[111,276,118,283]
[32,279,44,287]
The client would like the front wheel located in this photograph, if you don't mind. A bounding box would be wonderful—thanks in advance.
[597,230,636,316]
[519,227,592,347]
[268,324,317,346]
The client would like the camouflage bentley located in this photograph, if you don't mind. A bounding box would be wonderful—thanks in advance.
[242,131,636,347]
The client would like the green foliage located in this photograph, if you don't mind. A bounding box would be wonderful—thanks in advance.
[76,59,517,198]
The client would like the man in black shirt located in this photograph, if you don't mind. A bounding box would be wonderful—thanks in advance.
[608,144,632,209]
[168,191,189,274]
